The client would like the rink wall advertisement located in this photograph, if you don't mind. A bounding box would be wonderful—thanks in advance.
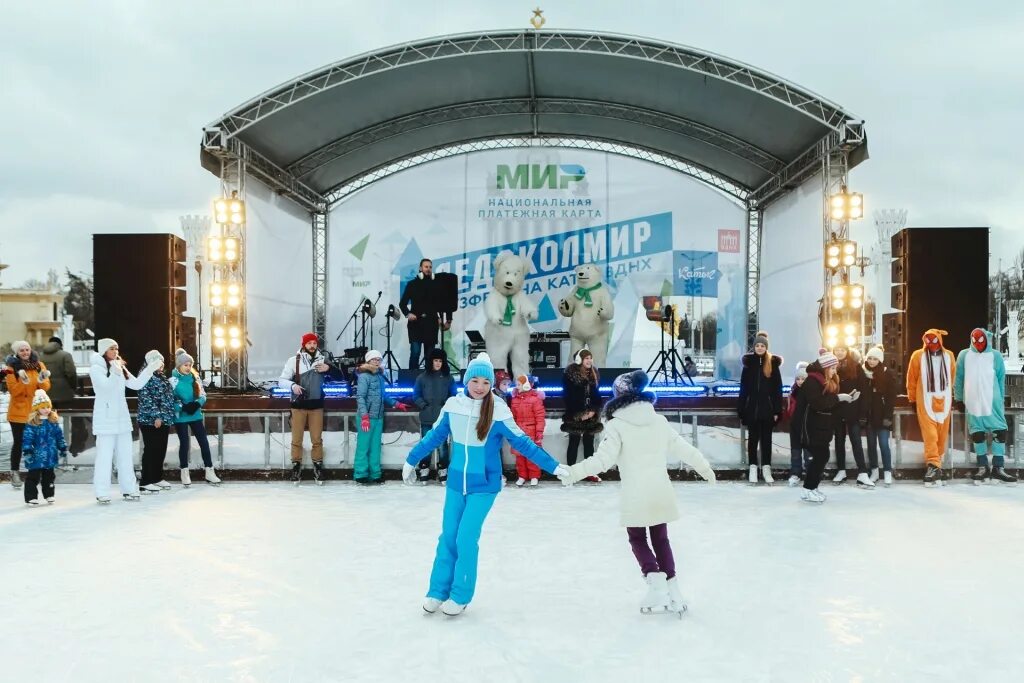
[315,148,748,378]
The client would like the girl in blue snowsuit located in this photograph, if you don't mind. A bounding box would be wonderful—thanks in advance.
[402,353,570,616]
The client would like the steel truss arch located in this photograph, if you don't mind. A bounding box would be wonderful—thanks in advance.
[323,136,749,209]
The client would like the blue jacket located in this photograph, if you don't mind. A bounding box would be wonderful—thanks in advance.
[137,367,177,426]
[22,419,67,470]
[406,393,560,494]
[356,365,394,419]
[170,369,207,423]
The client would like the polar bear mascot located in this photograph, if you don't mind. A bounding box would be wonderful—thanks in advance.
[483,251,538,379]
[558,262,614,366]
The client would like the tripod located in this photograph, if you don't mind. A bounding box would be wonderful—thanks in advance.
[381,306,403,384]
[647,305,691,385]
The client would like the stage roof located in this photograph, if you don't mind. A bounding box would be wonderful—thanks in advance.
[201,30,868,210]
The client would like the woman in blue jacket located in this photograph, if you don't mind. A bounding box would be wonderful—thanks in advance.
[402,353,570,616]
[170,349,220,486]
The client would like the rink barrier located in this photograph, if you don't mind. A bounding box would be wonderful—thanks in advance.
[1,402,1020,482]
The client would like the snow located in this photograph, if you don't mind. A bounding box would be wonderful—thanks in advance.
[6,480,1024,682]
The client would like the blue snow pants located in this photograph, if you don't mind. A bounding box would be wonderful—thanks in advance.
[426,490,498,605]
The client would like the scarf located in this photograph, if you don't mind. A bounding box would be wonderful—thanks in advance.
[574,283,602,307]
[925,349,948,392]
[501,296,516,326]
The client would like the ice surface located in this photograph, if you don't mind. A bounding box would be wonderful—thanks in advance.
[6,480,1024,682]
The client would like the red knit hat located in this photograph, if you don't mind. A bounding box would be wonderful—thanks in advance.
[301,332,318,347]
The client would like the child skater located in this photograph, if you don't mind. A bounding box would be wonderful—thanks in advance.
[510,374,546,487]
[21,389,67,506]
[566,369,716,614]
[402,353,570,616]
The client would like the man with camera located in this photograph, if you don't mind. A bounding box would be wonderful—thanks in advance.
[399,258,451,369]
[278,333,336,485]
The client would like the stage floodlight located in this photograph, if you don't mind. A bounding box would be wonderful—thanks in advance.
[214,194,245,226]
[210,283,224,308]
[208,237,223,262]
[224,237,238,262]
[825,238,858,272]
[827,188,865,222]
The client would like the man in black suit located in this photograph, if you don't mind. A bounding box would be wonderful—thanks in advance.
[400,259,451,369]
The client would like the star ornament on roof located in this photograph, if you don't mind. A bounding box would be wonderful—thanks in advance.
[530,8,546,29]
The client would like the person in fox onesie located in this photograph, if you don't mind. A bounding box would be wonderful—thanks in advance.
[906,329,957,487]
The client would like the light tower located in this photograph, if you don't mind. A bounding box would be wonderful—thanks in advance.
[180,215,211,376]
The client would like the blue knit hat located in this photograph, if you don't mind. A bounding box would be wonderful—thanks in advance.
[464,352,495,385]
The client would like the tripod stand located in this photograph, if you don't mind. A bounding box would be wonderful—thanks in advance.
[647,305,690,385]
[381,305,403,384]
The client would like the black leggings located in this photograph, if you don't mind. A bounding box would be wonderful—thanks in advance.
[746,418,774,467]
[9,422,25,471]
[567,433,595,466]
[803,444,832,490]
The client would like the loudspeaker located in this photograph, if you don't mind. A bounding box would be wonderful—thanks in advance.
[179,316,197,361]
[396,369,420,386]
[882,312,905,376]
[94,233,189,369]
[435,272,459,314]
[887,227,989,379]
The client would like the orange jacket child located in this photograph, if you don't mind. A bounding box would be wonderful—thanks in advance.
[509,375,546,486]
[906,328,957,486]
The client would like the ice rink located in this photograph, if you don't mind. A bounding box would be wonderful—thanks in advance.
[5,479,1024,683]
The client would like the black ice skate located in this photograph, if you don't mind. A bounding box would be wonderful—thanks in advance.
[923,464,943,487]
[991,467,1018,484]
[312,461,325,486]
[291,462,302,485]
[971,466,991,485]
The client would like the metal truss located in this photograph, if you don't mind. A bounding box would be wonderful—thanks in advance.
[205,30,857,140]
[312,212,328,342]
[213,156,249,391]
[326,136,749,208]
[746,206,763,343]
[821,147,850,338]
[287,98,783,182]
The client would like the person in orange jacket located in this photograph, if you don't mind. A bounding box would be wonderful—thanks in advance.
[4,341,52,488]
[509,374,546,487]
[906,329,957,486]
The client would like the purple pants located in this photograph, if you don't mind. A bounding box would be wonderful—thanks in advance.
[627,523,676,579]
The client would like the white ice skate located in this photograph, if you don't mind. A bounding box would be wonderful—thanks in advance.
[45,497,54,504]
[205,467,222,486]
[761,466,774,484]
[800,488,826,504]
[96,496,111,505]
[10,471,22,488]
[515,477,526,487]
[529,478,539,487]
[787,474,801,487]
[441,599,467,616]
[748,465,758,484]
[832,470,847,484]
[25,499,40,507]
[422,597,442,614]
[664,577,688,618]
[156,480,172,490]
[639,572,671,614]
[123,492,141,502]
[141,483,162,494]
[869,467,880,483]
[180,469,191,487]
[856,473,876,489]
[883,471,893,487]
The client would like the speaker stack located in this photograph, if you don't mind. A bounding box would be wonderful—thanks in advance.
[886,227,989,379]
[94,233,194,369]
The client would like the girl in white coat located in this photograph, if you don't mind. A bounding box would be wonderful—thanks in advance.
[89,338,160,503]
[567,369,716,613]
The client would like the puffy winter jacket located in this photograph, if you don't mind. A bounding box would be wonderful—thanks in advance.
[406,393,560,495]
[170,368,207,423]
[737,352,783,425]
[509,388,546,456]
[22,418,67,470]
[4,353,51,424]
[798,363,841,448]
[278,349,330,410]
[89,354,158,435]
[863,364,897,429]
[137,366,177,426]
[413,369,456,427]
[38,341,77,402]
[356,364,394,418]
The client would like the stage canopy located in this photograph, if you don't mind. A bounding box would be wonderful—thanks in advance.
[201,30,867,211]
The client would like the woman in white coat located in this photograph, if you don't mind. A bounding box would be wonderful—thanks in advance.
[89,338,160,503]
[567,369,716,614]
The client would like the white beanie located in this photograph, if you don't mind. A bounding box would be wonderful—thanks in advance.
[96,338,117,356]
[795,361,809,380]
[365,349,382,362]
[865,345,885,363]
[145,349,164,366]
[11,340,30,353]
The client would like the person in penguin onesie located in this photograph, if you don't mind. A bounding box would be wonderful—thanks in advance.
[906,329,957,486]
[954,329,1017,484]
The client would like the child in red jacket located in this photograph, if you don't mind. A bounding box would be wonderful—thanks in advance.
[510,375,546,487]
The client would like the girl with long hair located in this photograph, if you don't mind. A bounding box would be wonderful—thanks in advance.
[737,331,783,484]
[561,349,603,479]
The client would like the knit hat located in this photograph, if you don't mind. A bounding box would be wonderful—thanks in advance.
[517,374,532,392]
[753,330,769,348]
[174,348,194,368]
[145,349,164,366]
[817,347,838,370]
[301,332,318,347]
[795,361,809,380]
[865,345,885,363]
[48,336,63,347]
[465,352,495,385]
[364,349,382,363]
[12,340,30,353]
[31,389,51,410]
[612,369,650,397]
[96,338,117,356]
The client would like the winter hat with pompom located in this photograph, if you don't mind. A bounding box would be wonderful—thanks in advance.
[795,361,809,380]
[31,389,52,410]
[465,353,495,385]
[865,345,885,363]
[817,347,839,370]
[145,349,164,366]
[174,348,194,368]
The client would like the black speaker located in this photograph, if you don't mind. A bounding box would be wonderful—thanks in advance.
[891,258,907,285]
[887,228,989,378]
[882,312,906,376]
[435,272,459,314]
[94,233,188,368]
[395,369,420,386]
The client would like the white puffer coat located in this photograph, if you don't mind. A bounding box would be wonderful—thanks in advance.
[89,353,158,435]
[568,401,715,527]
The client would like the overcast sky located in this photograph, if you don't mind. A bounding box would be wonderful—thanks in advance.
[2,0,1022,286]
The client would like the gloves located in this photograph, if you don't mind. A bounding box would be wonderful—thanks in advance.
[837,393,854,403]
[554,464,573,487]
[182,401,200,415]
[360,414,370,432]
[146,361,163,375]
[39,369,50,380]
[18,369,28,383]
[394,402,410,412]
[402,462,417,485]
[882,418,893,428]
